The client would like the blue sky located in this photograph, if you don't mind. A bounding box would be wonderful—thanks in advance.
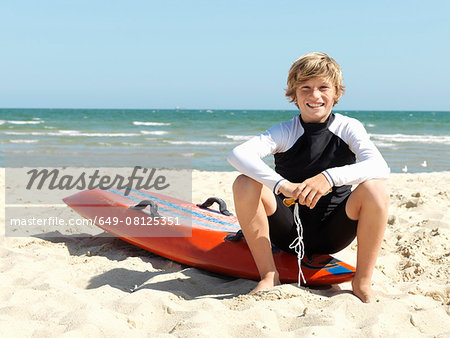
[1,0,449,110]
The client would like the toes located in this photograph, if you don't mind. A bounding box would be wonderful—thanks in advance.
[356,291,372,303]
[352,285,373,303]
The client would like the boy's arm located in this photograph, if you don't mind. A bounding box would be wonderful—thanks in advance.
[227,132,287,194]
[322,116,390,187]
[227,118,301,193]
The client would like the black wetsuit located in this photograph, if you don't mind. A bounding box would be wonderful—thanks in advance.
[227,112,389,255]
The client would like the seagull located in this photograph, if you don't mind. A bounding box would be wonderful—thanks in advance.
[421,161,427,167]
[402,165,408,173]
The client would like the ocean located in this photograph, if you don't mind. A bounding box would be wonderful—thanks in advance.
[1,109,449,173]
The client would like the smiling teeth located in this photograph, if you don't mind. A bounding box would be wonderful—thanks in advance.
[308,103,323,107]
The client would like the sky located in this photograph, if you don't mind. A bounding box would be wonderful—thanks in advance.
[1,0,450,111]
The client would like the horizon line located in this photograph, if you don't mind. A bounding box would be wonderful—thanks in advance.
[1,107,450,113]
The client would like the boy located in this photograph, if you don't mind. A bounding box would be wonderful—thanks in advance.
[227,52,389,303]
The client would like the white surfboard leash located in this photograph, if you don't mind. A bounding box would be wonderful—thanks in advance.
[284,188,332,286]
[288,202,306,286]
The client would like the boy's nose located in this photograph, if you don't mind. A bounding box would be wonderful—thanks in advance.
[311,88,321,98]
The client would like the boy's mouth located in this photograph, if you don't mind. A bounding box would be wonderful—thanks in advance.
[307,103,325,108]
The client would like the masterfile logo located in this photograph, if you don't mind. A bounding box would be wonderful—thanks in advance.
[25,166,170,196]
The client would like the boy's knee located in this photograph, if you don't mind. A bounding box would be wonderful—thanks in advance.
[358,179,390,209]
[232,174,261,194]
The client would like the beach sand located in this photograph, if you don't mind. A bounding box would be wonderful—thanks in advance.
[1,169,449,337]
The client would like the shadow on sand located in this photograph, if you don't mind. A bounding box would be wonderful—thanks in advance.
[35,231,244,299]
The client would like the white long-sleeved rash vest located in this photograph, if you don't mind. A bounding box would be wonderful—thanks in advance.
[227,113,389,214]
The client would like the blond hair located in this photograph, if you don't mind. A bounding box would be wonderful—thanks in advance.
[285,52,345,105]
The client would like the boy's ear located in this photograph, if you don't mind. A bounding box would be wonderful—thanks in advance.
[333,92,341,106]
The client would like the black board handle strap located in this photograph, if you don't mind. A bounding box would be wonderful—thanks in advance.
[225,230,280,253]
[129,200,161,218]
[196,197,233,216]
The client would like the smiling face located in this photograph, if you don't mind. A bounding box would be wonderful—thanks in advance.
[295,77,336,123]
[285,53,345,117]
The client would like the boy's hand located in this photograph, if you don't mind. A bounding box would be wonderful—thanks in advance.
[279,173,332,209]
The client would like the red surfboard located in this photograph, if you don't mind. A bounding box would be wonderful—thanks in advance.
[63,188,355,285]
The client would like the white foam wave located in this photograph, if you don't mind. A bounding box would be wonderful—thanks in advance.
[140,130,168,135]
[373,141,397,148]
[0,120,5,125]
[59,130,79,134]
[133,121,171,126]
[5,132,44,136]
[121,142,145,146]
[221,134,253,141]
[164,140,234,145]
[370,133,450,145]
[5,130,140,137]
[10,139,39,144]
[7,120,43,125]
[61,132,140,137]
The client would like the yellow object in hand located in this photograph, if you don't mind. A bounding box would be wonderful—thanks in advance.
[282,198,297,207]
[282,188,332,207]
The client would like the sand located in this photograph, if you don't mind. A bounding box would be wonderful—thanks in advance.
[1,169,449,337]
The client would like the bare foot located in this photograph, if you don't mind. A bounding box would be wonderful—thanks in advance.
[352,277,373,303]
[249,272,281,294]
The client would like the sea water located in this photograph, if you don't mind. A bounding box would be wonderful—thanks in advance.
[1,108,449,172]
